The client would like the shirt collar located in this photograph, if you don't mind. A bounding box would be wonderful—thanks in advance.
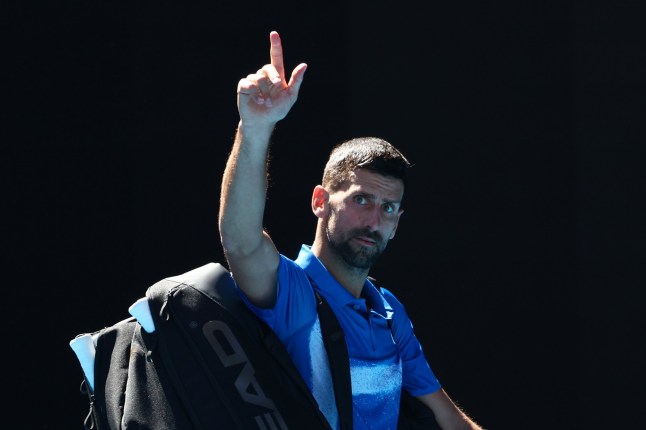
[295,244,393,318]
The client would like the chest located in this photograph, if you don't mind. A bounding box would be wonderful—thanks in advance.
[326,296,398,361]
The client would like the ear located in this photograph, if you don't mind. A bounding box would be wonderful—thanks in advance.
[389,210,404,240]
[311,185,329,219]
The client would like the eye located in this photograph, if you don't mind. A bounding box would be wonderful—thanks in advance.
[382,203,396,214]
[354,195,368,205]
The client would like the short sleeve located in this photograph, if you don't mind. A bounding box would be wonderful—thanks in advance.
[380,287,442,396]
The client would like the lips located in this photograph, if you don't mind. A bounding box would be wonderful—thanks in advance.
[354,236,377,247]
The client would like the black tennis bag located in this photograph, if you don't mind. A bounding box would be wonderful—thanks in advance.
[74,262,331,430]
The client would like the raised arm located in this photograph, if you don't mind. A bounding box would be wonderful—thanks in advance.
[218,31,307,308]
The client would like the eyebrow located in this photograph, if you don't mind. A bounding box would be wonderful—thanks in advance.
[354,192,401,206]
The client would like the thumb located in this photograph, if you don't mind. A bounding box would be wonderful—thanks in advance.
[287,63,308,96]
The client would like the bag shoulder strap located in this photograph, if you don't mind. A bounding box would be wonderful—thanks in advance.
[146,279,211,430]
[308,276,353,430]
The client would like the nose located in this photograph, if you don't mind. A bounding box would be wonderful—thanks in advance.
[363,205,382,232]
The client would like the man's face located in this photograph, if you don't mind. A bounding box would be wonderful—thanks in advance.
[324,168,404,270]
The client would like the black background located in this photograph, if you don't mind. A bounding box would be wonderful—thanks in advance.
[5,1,645,429]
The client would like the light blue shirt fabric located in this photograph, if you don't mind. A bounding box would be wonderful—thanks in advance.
[239,245,441,430]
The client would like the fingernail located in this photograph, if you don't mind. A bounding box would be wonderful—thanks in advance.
[265,97,273,107]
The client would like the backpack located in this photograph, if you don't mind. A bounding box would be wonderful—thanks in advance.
[71,262,440,429]
[70,262,331,430]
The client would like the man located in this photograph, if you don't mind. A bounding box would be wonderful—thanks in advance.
[219,30,483,430]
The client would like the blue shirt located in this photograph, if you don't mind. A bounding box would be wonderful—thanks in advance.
[240,245,441,430]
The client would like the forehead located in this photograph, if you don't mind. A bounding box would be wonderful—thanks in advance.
[340,168,405,200]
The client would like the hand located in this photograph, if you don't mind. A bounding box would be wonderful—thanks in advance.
[236,31,308,128]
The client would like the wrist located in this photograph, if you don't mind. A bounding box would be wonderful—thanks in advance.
[238,120,276,140]
[238,119,276,133]
[236,120,275,147]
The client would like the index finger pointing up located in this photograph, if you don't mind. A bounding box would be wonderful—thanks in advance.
[269,31,285,80]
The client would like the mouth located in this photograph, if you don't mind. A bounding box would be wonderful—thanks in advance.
[353,236,377,247]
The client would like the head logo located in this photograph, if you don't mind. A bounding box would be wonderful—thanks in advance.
[203,320,288,429]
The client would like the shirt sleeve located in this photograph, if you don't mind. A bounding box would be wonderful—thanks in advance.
[235,254,317,339]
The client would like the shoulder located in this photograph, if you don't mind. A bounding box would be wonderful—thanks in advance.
[277,253,310,285]
[275,254,317,307]
[374,284,416,338]
[377,285,408,315]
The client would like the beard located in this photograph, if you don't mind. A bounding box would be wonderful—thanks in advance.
[326,225,387,270]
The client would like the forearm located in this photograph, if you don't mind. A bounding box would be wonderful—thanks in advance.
[219,121,274,256]
[436,410,484,430]
[417,390,484,430]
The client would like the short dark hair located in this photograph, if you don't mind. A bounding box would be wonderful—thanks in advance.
[322,137,412,191]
